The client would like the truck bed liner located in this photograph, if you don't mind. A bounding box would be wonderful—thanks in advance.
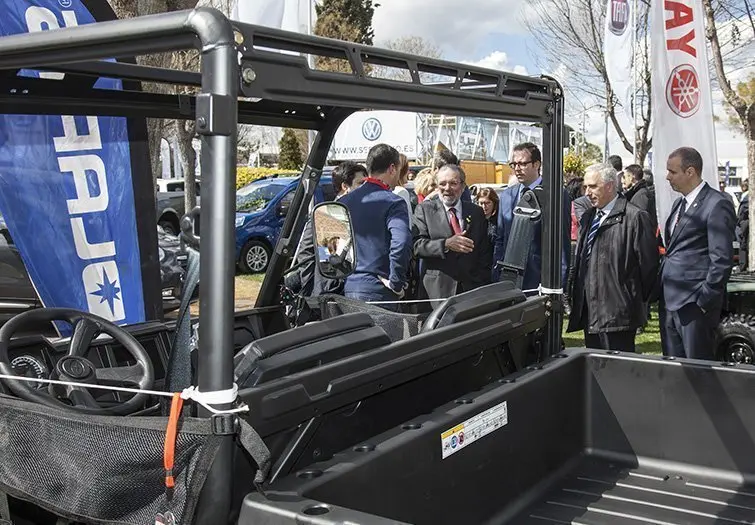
[240,349,755,525]
[522,457,755,524]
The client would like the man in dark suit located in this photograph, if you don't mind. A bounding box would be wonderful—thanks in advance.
[660,147,736,360]
[413,164,491,300]
[493,142,571,290]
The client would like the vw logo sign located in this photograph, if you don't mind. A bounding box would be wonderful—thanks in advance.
[361,118,382,141]
[59,0,73,7]
[609,0,630,36]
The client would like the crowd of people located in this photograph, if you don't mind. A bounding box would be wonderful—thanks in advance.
[292,141,739,362]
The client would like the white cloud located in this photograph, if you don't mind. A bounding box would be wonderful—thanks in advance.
[372,0,530,54]
[464,51,529,76]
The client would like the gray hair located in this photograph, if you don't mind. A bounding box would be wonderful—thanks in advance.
[585,163,618,186]
[437,163,466,184]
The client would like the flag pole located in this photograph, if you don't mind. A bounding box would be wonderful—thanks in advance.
[632,0,639,165]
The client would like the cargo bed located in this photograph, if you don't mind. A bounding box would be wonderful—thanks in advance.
[240,349,755,524]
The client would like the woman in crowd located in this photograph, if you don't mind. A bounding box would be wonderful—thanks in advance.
[393,153,414,227]
[476,187,499,249]
[413,168,437,203]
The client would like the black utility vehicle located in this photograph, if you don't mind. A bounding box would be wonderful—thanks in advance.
[0,8,753,525]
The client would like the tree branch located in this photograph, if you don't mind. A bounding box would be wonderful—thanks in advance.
[703,0,748,119]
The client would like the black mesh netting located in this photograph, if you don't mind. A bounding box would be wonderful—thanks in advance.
[314,294,424,342]
[0,394,221,525]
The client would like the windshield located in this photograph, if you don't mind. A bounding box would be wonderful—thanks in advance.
[236,181,288,213]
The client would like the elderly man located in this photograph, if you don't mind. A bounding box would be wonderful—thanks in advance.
[567,163,658,353]
[661,147,735,359]
[413,164,491,300]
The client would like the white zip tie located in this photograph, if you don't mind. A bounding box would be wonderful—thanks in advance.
[537,285,564,295]
[0,373,248,415]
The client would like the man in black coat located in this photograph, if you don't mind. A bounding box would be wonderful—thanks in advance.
[660,147,735,360]
[413,164,491,300]
[737,180,748,271]
[623,164,658,233]
[567,162,659,353]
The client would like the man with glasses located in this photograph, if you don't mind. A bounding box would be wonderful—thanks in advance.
[493,142,572,290]
[413,164,491,300]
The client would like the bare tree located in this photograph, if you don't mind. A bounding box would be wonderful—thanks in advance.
[370,36,443,82]
[524,0,653,163]
[703,0,755,267]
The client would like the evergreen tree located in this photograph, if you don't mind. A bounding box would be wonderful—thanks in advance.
[314,0,375,73]
[278,128,303,170]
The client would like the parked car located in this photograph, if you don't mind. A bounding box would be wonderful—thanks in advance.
[155,178,202,235]
[235,175,335,273]
[0,216,190,335]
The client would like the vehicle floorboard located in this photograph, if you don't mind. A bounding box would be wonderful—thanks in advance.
[517,457,755,525]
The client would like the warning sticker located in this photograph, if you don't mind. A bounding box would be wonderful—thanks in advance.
[441,401,508,459]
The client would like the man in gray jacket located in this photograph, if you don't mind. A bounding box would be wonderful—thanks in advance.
[567,163,659,352]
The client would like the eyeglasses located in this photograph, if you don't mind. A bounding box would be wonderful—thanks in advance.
[509,161,534,169]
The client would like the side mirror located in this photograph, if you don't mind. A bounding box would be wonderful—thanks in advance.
[312,202,357,280]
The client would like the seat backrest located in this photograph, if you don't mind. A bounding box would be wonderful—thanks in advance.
[421,281,526,332]
[315,294,424,342]
[234,312,390,387]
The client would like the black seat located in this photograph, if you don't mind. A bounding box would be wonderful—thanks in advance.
[234,312,390,387]
[313,294,424,342]
[421,281,526,332]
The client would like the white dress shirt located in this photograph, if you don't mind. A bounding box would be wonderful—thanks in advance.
[442,200,464,231]
[597,195,619,226]
[672,180,706,233]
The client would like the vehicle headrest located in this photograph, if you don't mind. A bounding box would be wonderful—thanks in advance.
[421,281,526,332]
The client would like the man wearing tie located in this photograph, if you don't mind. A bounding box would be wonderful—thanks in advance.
[493,142,571,289]
[413,164,491,300]
[660,147,736,360]
[566,163,658,352]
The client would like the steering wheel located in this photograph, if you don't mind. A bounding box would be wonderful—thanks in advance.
[0,308,155,415]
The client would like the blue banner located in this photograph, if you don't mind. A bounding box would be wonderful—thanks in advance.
[0,0,145,333]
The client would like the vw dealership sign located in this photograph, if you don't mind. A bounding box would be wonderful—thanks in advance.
[330,111,418,161]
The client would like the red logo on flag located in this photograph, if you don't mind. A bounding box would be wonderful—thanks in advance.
[609,0,630,36]
[665,64,701,118]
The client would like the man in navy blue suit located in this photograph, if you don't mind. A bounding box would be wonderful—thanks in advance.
[340,144,412,311]
[493,142,571,291]
[660,147,736,360]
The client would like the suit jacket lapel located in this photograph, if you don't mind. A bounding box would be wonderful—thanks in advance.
[435,198,454,238]
[667,184,710,250]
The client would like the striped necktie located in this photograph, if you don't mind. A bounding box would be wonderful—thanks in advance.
[585,210,604,261]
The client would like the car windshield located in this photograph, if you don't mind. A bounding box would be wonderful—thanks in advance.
[236,181,288,213]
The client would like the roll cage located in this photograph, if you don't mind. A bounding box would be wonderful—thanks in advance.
[0,7,564,523]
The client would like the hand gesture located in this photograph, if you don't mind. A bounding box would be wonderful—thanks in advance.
[445,230,475,254]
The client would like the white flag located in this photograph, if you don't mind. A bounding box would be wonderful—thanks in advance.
[651,0,718,238]
[232,0,285,28]
[232,0,307,33]
[604,0,634,122]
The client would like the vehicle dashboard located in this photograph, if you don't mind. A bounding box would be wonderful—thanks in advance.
[2,321,171,409]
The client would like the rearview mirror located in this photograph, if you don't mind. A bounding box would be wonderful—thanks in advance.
[312,202,356,280]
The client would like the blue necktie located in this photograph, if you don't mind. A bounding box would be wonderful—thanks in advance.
[585,210,604,261]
